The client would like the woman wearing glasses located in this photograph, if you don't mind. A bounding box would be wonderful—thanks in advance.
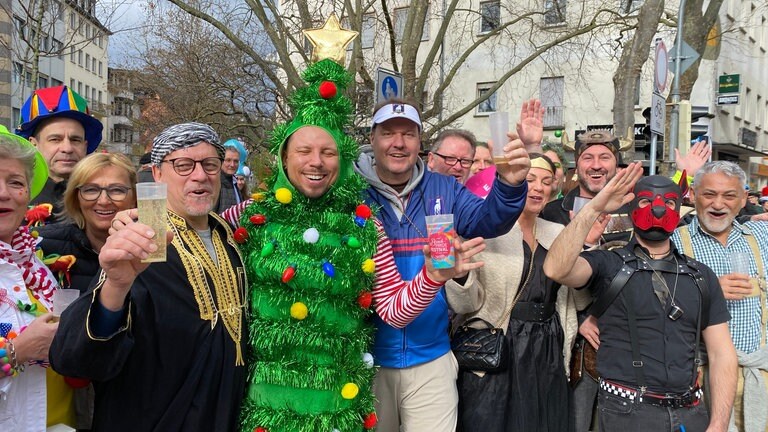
[36,153,137,294]
[34,152,136,431]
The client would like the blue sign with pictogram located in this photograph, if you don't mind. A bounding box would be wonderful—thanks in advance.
[377,68,403,103]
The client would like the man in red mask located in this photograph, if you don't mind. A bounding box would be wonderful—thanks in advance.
[544,165,738,432]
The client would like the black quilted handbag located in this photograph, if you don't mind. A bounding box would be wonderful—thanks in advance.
[451,317,508,373]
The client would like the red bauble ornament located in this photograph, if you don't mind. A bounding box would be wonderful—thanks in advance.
[281,265,296,283]
[233,227,249,243]
[64,376,91,389]
[355,204,372,219]
[363,412,377,429]
[357,291,372,309]
[318,81,337,99]
[250,214,267,225]
[254,427,268,432]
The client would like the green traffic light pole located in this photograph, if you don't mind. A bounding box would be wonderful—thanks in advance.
[668,0,687,167]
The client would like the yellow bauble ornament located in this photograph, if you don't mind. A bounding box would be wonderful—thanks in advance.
[361,258,375,274]
[275,188,293,204]
[251,192,266,202]
[341,382,359,399]
[290,302,308,320]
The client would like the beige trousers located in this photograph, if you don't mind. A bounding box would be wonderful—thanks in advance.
[372,351,459,432]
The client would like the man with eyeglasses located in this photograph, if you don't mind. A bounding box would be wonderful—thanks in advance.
[427,129,477,184]
[51,122,248,431]
[16,85,104,225]
[354,97,543,432]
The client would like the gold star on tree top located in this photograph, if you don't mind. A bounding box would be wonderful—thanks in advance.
[303,13,358,65]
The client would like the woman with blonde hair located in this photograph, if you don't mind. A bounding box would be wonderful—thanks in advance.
[35,152,136,431]
[36,153,137,293]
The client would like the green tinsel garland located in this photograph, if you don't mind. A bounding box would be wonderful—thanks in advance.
[238,58,381,432]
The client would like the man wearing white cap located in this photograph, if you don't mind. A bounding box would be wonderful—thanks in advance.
[354,98,539,431]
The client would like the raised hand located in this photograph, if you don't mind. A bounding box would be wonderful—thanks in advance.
[424,237,486,283]
[588,162,643,214]
[516,99,544,149]
[98,221,174,310]
[675,139,711,177]
[494,131,531,185]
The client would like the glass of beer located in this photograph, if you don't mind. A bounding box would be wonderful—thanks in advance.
[136,182,168,263]
[488,111,509,165]
[52,289,80,321]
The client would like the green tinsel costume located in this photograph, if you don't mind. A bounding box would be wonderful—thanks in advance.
[237,18,380,432]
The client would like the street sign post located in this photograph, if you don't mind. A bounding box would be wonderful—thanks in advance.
[717,94,740,105]
[718,74,740,94]
[654,40,668,94]
[668,40,700,76]
[376,68,403,104]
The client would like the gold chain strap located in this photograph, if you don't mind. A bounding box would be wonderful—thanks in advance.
[495,224,537,328]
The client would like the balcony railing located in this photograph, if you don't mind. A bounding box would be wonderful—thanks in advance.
[543,105,564,129]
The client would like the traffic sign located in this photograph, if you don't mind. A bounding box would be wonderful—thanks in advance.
[654,40,668,93]
[651,92,665,135]
[717,94,740,105]
[376,68,403,104]
[668,40,700,76]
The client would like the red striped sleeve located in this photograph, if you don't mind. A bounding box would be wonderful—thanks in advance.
[372,219,443,329]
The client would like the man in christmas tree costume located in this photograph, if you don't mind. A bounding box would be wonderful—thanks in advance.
[235,15,486,432]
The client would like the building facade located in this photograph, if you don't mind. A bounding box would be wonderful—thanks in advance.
[294,0,768,188]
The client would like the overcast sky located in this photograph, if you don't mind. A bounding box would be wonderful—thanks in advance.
[98,0,153,66]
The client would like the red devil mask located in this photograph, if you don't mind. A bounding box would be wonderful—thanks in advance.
[630,175,686,241]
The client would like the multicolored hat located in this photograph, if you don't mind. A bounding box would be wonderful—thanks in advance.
[16,85,104,154]
[0,125,48,199]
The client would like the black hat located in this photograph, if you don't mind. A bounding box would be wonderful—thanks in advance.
[575,130,622,165]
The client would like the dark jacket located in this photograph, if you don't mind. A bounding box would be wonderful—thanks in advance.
[28,177,67,225]
[35,222,100,293]
[216,173,240,213]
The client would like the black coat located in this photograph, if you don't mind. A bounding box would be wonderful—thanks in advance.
[35,222,100,293]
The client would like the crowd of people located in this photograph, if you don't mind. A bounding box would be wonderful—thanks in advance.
[1,23,768,432]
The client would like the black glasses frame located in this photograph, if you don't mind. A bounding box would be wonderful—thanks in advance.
[433,152,473,169]
[78,185,132,202]
[161,157,223,176]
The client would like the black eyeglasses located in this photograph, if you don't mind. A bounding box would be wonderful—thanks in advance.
[161,157,222,176]
[433,152,473,169]
[78,185,132,202]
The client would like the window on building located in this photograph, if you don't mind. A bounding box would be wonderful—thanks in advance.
[38,75,48,89]
[394,6,429,43]
[69,12,75,29]
[92,88,96,103]
[113,125,134,143]
[70,46,75,63]
[361,13,376,49]
[540,77,564,128]
[85,85,90,100]
[12,109,20,129]
[77,81,82,94]
[14,15,26,39]
[394,8,408,43]
[25,71,33,88]
[85,24,90,39]
[92,58,97,73]
[620,0,643,14]
[70,79,75,89]
[476,83,498,114]
[85,54,90,71]
[13,63,23,84]
[98,90,102,104]
[544,0,567,25]
[480,1,501,33]
[53,38,63,59]
[78,50,83,67]
[54,0,64,20]
[51,78,63,87]
[98,61,103,77]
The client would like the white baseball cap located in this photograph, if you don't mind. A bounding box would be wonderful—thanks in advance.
[371,103,422,131]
